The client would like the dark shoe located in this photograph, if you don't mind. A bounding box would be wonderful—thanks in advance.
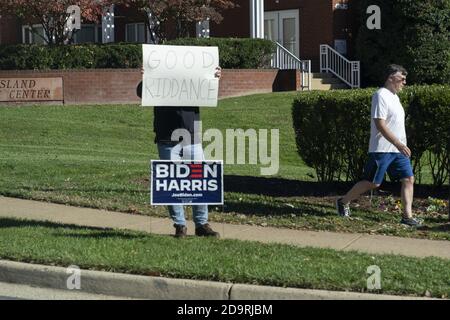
[195,223,220,238]
[400,217,422,227]
[174,224,187,238]
[336,198,351,217]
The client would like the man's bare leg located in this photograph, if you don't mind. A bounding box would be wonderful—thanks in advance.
[401,176,414,218]
[341,180,379,204]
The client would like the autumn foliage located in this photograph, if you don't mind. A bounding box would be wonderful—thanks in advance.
[122,0,235,41]
[0,0,114,45]
[0,0,236,45]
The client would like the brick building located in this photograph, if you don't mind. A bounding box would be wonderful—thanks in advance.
[0,0,357,71]
[0,0,360,102]
[213,0,357,71]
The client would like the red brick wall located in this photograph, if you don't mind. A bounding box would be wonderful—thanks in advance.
[219,69,279,98]
[211,0,251,38]
[0,69,299,104]
[0,69,141,105]
[265,0,334,68]
[0,16,21,44]
[332,0,356,58]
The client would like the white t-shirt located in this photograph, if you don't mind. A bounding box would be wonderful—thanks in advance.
[369,87,407,153]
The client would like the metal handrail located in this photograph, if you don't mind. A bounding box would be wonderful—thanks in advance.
[320,44,360,88]
[271,42,311,91]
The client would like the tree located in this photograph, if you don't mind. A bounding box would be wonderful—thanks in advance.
[355,0,450,86]
[0,0,114,45]
[122,0,235,43]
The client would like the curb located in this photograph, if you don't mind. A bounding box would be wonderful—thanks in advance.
[0,260,436,300]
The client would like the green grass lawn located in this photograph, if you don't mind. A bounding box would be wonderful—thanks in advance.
[0,217,448,298]
[0,92,448,240]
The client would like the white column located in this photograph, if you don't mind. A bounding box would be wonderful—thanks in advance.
[250,0,264,39]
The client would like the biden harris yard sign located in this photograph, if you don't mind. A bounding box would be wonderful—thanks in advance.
[151,160,223,205]
[142,44,219,107]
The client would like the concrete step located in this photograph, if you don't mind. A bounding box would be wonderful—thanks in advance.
[312,72,335,79]
[311,78,349,90]
[312,77,344,85]
[311,82,349,91]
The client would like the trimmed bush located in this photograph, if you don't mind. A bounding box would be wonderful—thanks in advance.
[292,85,450,186]
[0,45,53,70]
[164,37,276,69]
[93,43,142,69]
[0,43,142,70]
[0,38,275,70]
[406,86,450,186]
[292,89,373,182]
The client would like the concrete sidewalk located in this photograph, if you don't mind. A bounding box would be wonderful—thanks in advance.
[0,196,449,259]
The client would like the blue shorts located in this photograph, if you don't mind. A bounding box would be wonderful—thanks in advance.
[362,153,414,185]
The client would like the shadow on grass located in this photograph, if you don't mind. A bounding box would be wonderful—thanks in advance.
[52,231,148,240]
[0,217,103,230]
[220,199,401,224]
[16,185,147,194]
[219,195,339,218]
[418,223,450,232]
[0,217,148,240]
[224,175,449,199]
[222,199,334,217]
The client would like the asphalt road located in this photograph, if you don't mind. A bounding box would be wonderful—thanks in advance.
[0,282,132,300]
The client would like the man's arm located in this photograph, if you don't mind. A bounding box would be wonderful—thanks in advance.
[374,118,411,157]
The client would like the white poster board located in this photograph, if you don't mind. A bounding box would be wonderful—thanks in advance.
[142,44,219,107]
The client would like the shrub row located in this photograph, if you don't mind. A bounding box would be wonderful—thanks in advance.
[0,38,275,70]
[292,85,450,186]
[165,37,275,69]
[0,43,142,70]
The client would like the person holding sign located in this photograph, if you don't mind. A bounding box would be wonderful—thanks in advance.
[137,46,221,238]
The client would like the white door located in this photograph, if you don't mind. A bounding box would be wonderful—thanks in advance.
[264,9,299,58]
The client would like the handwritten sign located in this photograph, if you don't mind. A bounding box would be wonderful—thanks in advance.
[0,78,63,102]
[142,44,219,107]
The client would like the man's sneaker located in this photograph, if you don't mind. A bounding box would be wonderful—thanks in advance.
[174,224,187,238]
[195,223,220,238]
[336,198,351,217]
[400,217,422,227]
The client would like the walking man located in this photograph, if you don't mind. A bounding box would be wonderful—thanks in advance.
[336,64,421,226]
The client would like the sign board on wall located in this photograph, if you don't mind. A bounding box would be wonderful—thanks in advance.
[0,78,63,102]
[142,44,219,107]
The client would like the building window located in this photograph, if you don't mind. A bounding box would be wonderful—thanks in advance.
[126,23,146,43]
[22,25,46,44]
[22,24,101,44]
[73,24,102,44]
[264,9,300,58]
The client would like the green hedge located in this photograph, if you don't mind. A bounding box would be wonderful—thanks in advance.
[0,38,275,70]
[292,85,450,186]
[0,43,142,70]
[164,37,275,69]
